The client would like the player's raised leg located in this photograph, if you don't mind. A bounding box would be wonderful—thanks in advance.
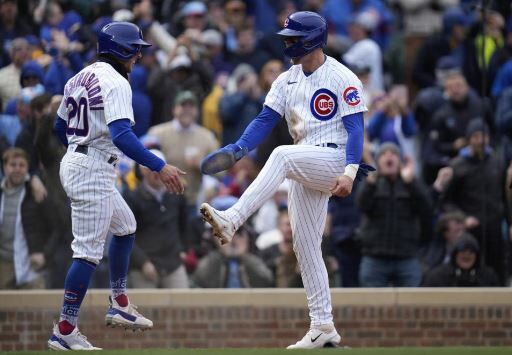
[286,181,341,349]
[200,145,343,244]
[105,191,153,330]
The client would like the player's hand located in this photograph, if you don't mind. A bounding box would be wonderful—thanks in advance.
[29,253,46,270]
[158,164,186,194]
[142,261,159,283]
[331,175,354,197]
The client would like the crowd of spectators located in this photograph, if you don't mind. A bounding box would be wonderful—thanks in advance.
[0,0,511,290]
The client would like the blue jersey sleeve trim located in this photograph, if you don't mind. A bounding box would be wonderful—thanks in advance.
[235,105,281,151]
[342,112,364,165]
[53,116,68,147]
[108,119,165,172]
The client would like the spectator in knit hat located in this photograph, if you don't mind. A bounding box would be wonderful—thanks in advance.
[356,142,432,287]
[4,60,45,115]
[422,234,499,287]
[439,118,507,284]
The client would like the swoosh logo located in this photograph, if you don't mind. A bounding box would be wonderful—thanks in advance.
[287,81,298,85]
[311,334,322,343]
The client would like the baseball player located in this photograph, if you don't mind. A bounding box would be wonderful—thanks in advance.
[200,11,373,349]
[48,22,186,350]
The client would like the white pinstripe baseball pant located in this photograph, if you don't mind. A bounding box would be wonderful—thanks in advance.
[60,145,136,264]
[227,144,345,327]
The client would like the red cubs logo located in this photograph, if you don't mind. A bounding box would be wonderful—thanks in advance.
[343,86,361,106]
[284,18,289,27]
[310,88,338,121]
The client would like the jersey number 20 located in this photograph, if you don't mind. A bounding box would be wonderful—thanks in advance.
[66,97,89,137]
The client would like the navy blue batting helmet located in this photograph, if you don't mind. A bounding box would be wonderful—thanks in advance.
[97,22,151,61]
[277,11,327,59]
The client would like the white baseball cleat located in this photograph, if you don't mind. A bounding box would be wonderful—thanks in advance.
[105,297,153,331]
[48,323,102,351]
[200,203,236,245]
[287,328,342,349]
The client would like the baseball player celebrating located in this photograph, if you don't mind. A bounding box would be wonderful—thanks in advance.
[200,11,373,349]
[48,22,186,350]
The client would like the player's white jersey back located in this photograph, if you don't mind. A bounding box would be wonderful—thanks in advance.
[265,55,367,146]
[57,62,135,155]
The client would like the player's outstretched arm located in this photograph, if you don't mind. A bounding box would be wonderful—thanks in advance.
[201,105,281,175]
[108,119,186,194]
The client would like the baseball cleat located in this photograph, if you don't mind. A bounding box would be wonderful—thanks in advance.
[105,297,153,331]
[48,323,102,350]
[286,328,341,349]
[200,203,236,245]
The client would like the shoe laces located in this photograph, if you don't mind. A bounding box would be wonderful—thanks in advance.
[76,330,93,347]
[127,303,143,318]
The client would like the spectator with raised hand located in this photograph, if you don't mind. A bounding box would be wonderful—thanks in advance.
[33,94,72,288]
[356,142,433,287]
[422,234,499,287]
[367,85,417,159]
[0,148,54,289]
[125,149,189,289]
[220,64,263,145]
[440,118,507,284]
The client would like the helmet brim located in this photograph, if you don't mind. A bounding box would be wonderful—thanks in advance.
[277,28,308,37]
[130,38,152,47]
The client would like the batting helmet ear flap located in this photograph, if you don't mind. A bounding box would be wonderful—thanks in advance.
[97,22,151,61]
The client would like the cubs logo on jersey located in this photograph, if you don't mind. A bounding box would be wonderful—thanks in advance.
[310,88,338,121]
[343,86,361,106]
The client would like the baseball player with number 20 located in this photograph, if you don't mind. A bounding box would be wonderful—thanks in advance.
[47,22,186,350]
[200,11,374,349]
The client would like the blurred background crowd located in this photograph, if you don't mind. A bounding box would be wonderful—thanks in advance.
[0,0,512,290]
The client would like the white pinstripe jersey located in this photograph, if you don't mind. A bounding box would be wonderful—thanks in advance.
[57,62,135,156]
[264,55,367,146]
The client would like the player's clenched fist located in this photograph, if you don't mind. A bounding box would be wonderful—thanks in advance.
[331,175,354,197]
[159,164,187,194]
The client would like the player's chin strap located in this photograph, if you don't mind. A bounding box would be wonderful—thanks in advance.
[97,55,128,79]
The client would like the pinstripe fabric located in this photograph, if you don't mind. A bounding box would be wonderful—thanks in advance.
[60,147,136,264]
[264,56,367,146]
[57,61,137,264]
[227,145,344,326]
[225,56,366,327]
[57,62,134,157]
